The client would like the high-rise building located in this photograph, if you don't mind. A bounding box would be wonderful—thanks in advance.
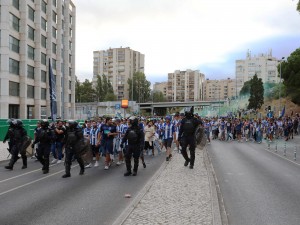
[167,70,205,102]
[153,82,167,98]
[92,47,145,100]
[236,50,279,93]
[0,0,76,119]
[203,78,236,101]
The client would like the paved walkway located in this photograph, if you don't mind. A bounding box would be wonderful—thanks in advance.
[114,147,222,225]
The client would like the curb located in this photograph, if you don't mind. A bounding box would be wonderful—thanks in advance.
[203,146,229,225]
[112,157,168,225]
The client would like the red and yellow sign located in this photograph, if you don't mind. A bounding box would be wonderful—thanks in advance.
[121,99,129,108]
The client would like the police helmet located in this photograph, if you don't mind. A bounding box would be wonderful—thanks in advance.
[40,119,50,128]
[67,120,78,129]
[184,106,194,118]
[16,119,23,127]
[6,118,15,127]
[129,116,138,126]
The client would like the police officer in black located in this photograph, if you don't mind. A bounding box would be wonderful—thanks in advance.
[32,119,54,174]
[178,107,202,169]
[120,116,143,176]
[3,119,28,170]
[62,120,86,178]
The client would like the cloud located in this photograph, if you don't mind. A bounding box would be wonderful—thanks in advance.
[73,0,300,83]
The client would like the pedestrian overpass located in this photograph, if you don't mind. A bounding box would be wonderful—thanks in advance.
[138,100,227,115]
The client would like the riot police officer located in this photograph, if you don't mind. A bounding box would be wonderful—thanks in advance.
[3,119,28,170]
[178,107,202,169]
[120,116,143,176]
[32,119,54,174]
[62,120,86,178]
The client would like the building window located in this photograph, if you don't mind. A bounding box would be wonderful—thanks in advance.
[41,35,47,48]
[9,105,19,118]
[41,0,47,13]
[41,53,46,65]
[69,94,71,103]
[69,41,72,51]
[69,67,72,76]
[27,85,34,98]
[52,42,56,54]
[10,13,20,32]
[9,35,20,53]
[69,28,72,37]
[41,17,47,31]
[28,25,35,41]
[27,65,34,79]
[69,81,72,90]
[41,88,46,100]
[52,59,56,70]
[12,0,19,10]
[69,54,72,63]
[52,27,57,38]
[41,70,46,82]
[9,81,20,96]
[27,45,35,60]
[53,0,57,7]
[52,11,57,23]
[28,6,35,22]
[69,15,73,24]
[9,58,19,75]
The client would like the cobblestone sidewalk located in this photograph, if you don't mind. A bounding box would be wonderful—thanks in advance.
[117,147,220,225]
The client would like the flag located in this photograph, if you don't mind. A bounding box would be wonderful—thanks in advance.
[280,106,285,118]
[48,59,57,122]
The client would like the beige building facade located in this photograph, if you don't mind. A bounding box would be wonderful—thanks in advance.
[236,50,280,93]
[153,82,167,98]
[92,47,145,100]
[204,78,236,101]
[167,70,205,102]
[0,0,76,119]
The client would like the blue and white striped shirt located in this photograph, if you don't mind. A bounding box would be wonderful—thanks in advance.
[90,127,99,145]
[161,122,175,140]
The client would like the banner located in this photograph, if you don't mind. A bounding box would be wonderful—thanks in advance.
[48,59,57,121]
[280,106,285,118]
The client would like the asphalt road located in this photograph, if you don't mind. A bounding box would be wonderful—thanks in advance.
[0,153,165,225]
[207,137,300,225]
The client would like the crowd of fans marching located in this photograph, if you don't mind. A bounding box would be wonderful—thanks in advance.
[203,114,300,144]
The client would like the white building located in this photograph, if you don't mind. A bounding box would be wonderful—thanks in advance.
[167,70,205,102]
[204,78,236,101]
[92,47,145,100]
[0,0,76,119]
[235,50,280,94]
[153,82,167,98]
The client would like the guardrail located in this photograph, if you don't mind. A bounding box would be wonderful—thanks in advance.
[265,140,299,161]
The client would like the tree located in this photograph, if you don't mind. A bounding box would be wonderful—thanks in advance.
[94,75,104,101]
[280,48,300,105]
[75,76,82,102]
[239,80,252,96]
[104,92,117,101]
[80,79,96,102]
[128,72,151,103]
[94,74,117,102]
[297,0,300,12]
[247,74,264,110]
[153,91,166,102]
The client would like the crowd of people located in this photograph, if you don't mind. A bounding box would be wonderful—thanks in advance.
[3,107,202,177]
[203,114,300,143]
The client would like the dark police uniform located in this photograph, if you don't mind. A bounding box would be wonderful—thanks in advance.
[121,117,143,176]
[62,121,87,178]
[178,108,202,169]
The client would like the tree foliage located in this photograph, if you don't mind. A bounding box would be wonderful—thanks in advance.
[153,91,166,102]
[247,74,264,110]
[128,72,151,103]
[297,0,300,12]
[75,75,116,103]
[280,48,300,105]
[239,80,252,96]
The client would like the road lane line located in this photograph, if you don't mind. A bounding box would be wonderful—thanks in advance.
[0,165,78,197]
[0,163,63,184]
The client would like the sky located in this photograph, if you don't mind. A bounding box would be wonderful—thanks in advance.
[73,0,300,84]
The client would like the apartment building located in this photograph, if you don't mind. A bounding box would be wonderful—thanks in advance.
[236,50,280,93]
[153,82,167,98]
[0,0,76,119]
[167,70,205,102]
[92,47,145,100]
[203,78,236,101]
